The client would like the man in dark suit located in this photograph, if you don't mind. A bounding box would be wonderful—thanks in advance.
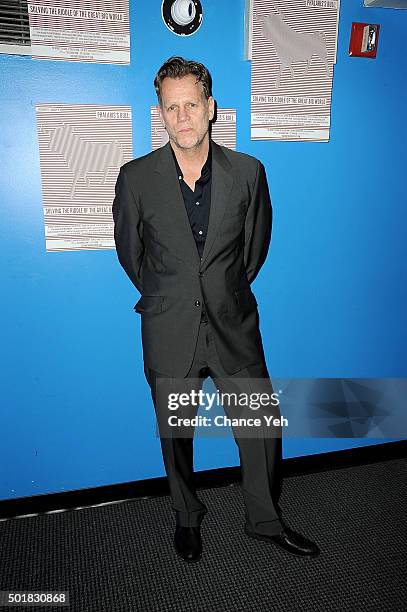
[113,57,319,562]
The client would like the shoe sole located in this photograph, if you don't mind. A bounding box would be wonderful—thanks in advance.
[244,527,320,558]
[174,546,202,563]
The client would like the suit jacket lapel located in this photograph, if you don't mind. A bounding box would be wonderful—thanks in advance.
[154,142,201,269]
[201,141,233,266]
[153,140,233,269]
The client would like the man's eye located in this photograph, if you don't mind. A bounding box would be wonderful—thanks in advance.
[168,106,176,111]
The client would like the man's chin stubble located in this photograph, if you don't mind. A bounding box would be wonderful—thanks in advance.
[170,131,209,152]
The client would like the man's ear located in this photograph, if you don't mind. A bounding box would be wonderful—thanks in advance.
[157,104,166,128]
[208,96,215,121]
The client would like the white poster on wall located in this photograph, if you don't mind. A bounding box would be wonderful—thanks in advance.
[36,104,132,252]
[251,0,340,141]
[151,107,237,151]
[28,0,130,64]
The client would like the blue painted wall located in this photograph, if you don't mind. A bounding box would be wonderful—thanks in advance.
[0,1,406,500]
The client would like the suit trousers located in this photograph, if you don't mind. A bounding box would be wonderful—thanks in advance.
[144,318,284,537]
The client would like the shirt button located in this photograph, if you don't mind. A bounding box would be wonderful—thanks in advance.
[196,202,200,206]
[195,300,201,307]
[198,230,203,235]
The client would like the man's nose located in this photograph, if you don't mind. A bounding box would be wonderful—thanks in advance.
[177,106,189,121]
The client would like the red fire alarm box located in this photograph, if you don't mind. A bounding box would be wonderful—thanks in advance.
[349,22,380,59]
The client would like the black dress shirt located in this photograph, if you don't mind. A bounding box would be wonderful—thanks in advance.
[171,144,212,260]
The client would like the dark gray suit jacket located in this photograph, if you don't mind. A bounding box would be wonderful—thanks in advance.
[112,140,272,377]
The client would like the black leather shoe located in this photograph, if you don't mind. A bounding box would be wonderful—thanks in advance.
[174,525,202,562]
[245,524,319,558]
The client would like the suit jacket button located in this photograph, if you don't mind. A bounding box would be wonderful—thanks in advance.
[195,300,201,307]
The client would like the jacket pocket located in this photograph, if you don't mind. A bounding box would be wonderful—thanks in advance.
[134,295,165,314]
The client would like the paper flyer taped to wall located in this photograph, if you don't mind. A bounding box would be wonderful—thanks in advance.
[36,103,132,252]
[251,0,340,141]
[28,0,130,64]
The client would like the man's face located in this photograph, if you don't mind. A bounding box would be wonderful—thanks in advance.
[158,74,215,151]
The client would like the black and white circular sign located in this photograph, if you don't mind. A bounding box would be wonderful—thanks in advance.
[162,0,203,36]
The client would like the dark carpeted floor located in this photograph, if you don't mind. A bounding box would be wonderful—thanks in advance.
[1,457,406,611]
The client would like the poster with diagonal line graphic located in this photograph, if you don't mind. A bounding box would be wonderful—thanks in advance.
[36,103,132,252]
[28,0,130,64]
[251,0,340,141]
